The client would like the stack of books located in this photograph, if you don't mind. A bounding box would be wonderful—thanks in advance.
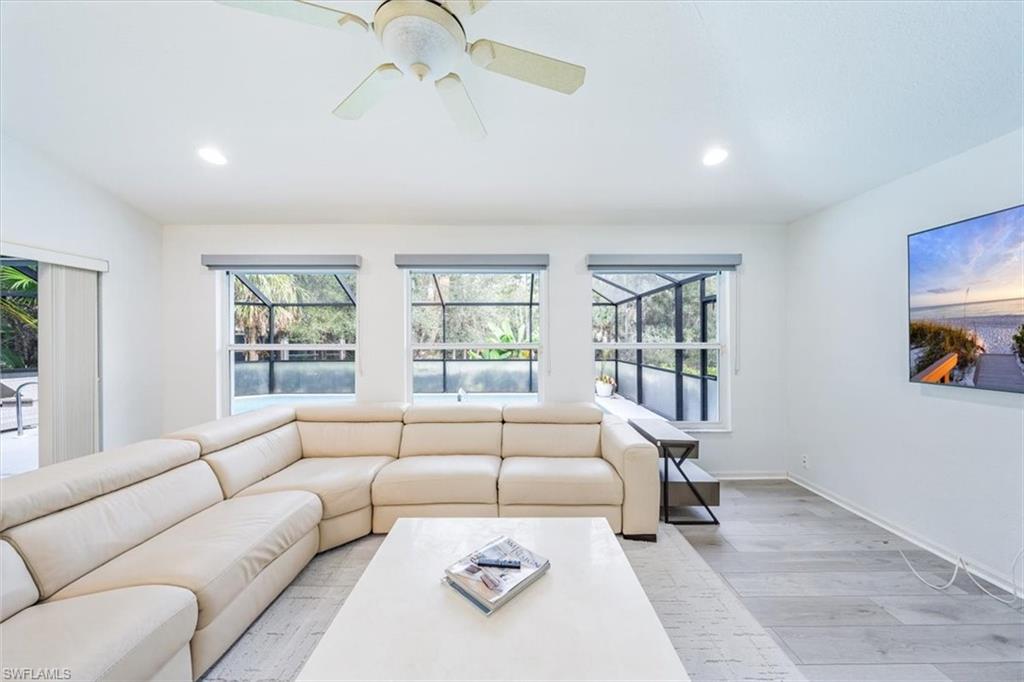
[442,536,550,615]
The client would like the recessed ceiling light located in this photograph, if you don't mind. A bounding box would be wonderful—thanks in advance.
[197,146,228,166]
[702,146,729,167]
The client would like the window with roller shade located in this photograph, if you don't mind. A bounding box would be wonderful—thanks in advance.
[227,271,357,414]
[408,271,542,405]
[592,268,729,427]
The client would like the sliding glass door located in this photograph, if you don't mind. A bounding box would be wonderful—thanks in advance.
[0,256,39,476]
[1,252,101,474]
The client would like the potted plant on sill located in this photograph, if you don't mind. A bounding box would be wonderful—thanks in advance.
[595,374,616,398]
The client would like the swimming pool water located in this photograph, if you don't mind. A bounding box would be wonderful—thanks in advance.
[232,393,539,414]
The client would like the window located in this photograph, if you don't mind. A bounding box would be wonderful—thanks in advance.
[226,271,357,414]
[592,271,726,427]
[407,271,542,405]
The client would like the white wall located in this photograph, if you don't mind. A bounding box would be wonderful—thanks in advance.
[0,135,164,448]
[785,129,1024,589]
[161,223,788,477]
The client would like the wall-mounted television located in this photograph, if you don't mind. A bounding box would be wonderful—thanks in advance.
[908,204,1024,393]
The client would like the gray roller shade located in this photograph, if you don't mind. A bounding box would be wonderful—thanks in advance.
[586,254,741,272]
[394,254,549,270]
[201,254,362,270]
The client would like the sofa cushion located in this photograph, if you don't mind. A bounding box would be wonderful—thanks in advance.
[0,439,200,532]
[499,457,623,506]
[295,402,407,422]
[400,423,502,457]
[167,406,296,455]
[501,423,601,458]
[403,404,501,424]
[236,456,393,518]
[0,540,37,621]
[201,423,303,497]
[3,461,223,599]
[0,585,197,682]
[502,403,603,424]
[52,491,321,630]
[298,422,403,458]
[372,455,500,505]
[189,530,318,679]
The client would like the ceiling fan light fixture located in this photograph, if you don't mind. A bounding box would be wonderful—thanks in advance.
[378,5,465,80]
[197,146,228,166]
[218,0,588,136]
[702,146,729,167]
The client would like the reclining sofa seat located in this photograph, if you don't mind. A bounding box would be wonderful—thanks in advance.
[171,403,407,551]
[497,403,660,538]
[368,402,660,538]
[371,404,502,533]
[0,438,321,681]
[498,403,624,530]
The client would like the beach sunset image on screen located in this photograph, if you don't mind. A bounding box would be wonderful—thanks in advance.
[908,204,1024,393]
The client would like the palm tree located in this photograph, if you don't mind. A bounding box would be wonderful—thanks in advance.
[233,275,299,360]
[1,266,37,328]
[1,265,38,369]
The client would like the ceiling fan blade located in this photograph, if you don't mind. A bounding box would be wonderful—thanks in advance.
[333,64,403,120]
[435,73,486,138]
[440,0,489,18]
[217,0,369,34]
[469,39,586,95]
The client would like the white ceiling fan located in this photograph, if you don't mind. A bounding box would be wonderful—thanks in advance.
[217,0,587,137]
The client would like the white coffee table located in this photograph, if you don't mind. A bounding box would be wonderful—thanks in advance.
[297,517,689,681]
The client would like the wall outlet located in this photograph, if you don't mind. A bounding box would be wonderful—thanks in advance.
[801,455,809,469]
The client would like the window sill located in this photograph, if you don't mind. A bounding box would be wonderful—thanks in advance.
[594,395,732,433]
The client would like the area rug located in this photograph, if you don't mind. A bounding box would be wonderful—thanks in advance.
[202,525,804,682]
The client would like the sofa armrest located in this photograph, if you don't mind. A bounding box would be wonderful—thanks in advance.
[600,416,659,537]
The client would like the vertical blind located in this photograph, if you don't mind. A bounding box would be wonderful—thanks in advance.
[38,263,99,465]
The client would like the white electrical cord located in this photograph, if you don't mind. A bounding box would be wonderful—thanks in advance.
[899,547,1024,606]
[959,551,1023,605]
[898,549,961,590]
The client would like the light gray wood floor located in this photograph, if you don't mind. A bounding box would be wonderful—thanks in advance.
[678,480,1024,682]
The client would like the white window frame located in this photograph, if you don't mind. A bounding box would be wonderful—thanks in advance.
[403,269,548,403]
[592,271,732,432]
[221,269,360,416]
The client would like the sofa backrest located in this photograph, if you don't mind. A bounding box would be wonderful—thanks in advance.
[0,439,220,602]
[400,405,502,457]
[168,406,295,454]
[295,403,406,458]
[169,407,301,497]
[501,403,604,457]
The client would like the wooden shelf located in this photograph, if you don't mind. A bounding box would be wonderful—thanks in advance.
[662,460,720,507]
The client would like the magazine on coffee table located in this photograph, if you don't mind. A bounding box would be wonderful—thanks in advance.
[443,536,550,615]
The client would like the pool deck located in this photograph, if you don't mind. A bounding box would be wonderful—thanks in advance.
[1,429,38,478]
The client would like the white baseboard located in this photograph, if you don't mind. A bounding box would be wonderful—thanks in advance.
[705,470,788,481]
[787,473,1022,599]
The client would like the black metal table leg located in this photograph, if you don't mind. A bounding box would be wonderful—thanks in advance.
[662,449,669,523]
[669,453,719,525]
[662,445,719,526]
[629,418,718,527]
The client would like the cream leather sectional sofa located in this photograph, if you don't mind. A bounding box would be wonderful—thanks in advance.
[0,402,658,681]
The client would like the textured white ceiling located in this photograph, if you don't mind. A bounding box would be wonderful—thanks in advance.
[1,1,1021,225]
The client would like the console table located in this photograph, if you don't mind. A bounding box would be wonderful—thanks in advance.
[628,419,719,525]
